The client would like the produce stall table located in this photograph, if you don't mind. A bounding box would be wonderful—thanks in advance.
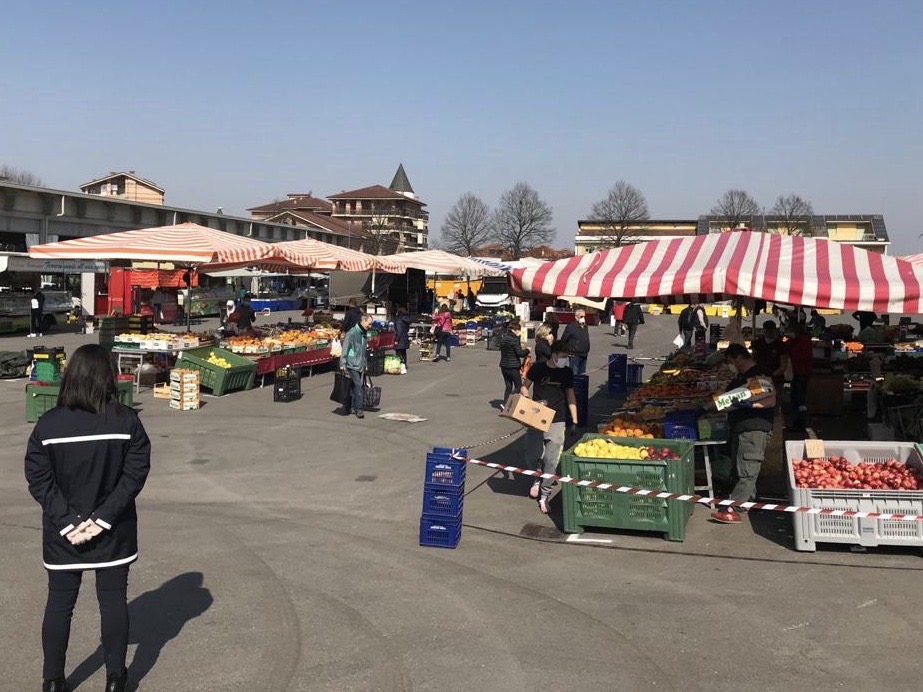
[251,347,335,386]
[112,345,193,393]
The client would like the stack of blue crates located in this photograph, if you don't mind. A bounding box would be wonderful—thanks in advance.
[419,447,467,548]
[607,353,628,393]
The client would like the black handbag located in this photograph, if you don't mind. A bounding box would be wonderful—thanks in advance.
[330,371,352,405]
[363,374,382,409]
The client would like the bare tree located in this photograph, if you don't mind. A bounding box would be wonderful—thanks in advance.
[709,189,762,231]
[441,193,494,255]
[0,164,43,186]
[358,215,401,256]
[770,194,815,236]
[492,182,554,258]
[587,181,649,247]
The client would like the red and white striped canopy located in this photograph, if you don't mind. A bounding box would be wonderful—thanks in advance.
[272,238,405,273]
[28,222,276,266]
[510,231,923,313]
[379,249,504,276]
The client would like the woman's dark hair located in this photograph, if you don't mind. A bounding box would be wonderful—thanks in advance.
[508,320,522,331]
[545,312,559,326]
[57,344,118,414]
[396,306,408,317]
[724,343,751,361]
[439,304,449,313]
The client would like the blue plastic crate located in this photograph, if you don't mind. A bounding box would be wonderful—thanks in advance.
[608,353,627,374]
[573,374,589,426]
[419,514,462,548]
[422,487,464,517]
[424,453,466,489]
[664,410,699,440]
[626,363,644,388]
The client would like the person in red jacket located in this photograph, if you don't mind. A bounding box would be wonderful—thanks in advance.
[611,301,627,336]
[783,323,814,432]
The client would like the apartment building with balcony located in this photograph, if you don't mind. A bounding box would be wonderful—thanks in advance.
[575,219,699,255]
[696,214,890,253]
[575,214,890,255]
[328,164,429,251]
[247,165,429,251]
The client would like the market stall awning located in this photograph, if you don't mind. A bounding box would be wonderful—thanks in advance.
[272,238,405,273]
[509,231,923,313]
[28,222,276,267]
[380,249,504,277]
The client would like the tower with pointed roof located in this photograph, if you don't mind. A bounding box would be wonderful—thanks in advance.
[389,163,415,198]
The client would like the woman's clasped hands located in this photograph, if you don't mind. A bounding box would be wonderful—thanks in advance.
[66,519,103,546]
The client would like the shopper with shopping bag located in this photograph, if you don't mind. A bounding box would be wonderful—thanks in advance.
[339,313,372,419]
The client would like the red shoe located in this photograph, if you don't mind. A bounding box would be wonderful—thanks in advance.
[711,510,742,524]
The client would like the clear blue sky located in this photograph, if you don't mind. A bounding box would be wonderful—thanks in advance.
[2,1,921,252]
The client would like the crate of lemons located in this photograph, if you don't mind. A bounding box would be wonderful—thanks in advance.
[177,347,257,395]
[572,436,683,461]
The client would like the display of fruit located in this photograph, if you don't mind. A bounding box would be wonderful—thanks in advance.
[601,417,663,438]
[572,438,681,460]
[206,352,232,369]
[792,457,923,490]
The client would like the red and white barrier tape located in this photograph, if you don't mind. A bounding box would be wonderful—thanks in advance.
[460,456,923,523]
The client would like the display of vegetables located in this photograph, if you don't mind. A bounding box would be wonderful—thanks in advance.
[792,457,923,490]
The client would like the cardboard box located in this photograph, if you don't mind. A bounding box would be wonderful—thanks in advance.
[170,369,199,384]
[499,394,553,432]
[171,382,200,394]
[169,399,200,411]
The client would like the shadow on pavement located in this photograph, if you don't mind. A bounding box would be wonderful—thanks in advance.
[68,572,213,689]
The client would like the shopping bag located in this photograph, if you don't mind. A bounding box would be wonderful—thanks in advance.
[363,374,382,409]
[329,338,343,358]
[672,333,685,348]
[329,371,352,404]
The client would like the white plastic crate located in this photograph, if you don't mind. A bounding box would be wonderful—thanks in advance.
[784,440,923,552]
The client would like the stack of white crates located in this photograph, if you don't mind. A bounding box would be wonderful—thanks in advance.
[170,369,200,411]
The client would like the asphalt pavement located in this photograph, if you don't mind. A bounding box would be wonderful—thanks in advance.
[1,312,921,691]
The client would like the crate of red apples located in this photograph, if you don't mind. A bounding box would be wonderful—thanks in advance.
[785,441,923,553]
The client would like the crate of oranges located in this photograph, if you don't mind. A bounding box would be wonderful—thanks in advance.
[598,416,664,439]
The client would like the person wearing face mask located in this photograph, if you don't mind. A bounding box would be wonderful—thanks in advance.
[521,341,579,514]
[561,308,590,375]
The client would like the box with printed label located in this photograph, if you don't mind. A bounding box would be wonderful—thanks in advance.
[171,381,200,394]
[170,369,200,384]
[169,399,200,411]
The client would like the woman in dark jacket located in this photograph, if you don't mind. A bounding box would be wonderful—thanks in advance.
[25,344,151,692]
[393,306,413,374]
[534,323,554,364]
[498,321,530,407]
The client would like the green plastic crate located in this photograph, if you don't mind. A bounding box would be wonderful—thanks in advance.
[561,434,695,542]
[177,347,256,396]
[26,380,134,422]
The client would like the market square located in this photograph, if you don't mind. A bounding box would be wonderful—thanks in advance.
[2,308,923,691]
